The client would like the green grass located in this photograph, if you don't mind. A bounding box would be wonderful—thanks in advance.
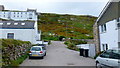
[1,39,31,67]
[38,13,97,40]
[9,54,28,66]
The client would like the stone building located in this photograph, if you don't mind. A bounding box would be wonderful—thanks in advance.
[94,0,120,53]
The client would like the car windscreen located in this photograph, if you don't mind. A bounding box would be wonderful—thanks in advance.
[31,47,41,51]
[111,50,120,59]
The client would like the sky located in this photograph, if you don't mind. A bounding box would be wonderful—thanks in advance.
[0,0,109,17]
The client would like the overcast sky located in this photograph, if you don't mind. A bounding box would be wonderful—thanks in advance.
[0,0,109,17]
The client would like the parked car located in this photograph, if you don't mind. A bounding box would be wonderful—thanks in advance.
[29,46,46,59]
[96,48,120,68]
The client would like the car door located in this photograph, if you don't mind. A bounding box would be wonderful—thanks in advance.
[99,51,110,66]
[107,50,120,67]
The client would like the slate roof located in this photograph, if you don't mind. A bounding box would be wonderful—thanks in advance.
[0,21,35,29]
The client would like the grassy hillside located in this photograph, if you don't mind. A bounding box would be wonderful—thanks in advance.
[38,13,97,40]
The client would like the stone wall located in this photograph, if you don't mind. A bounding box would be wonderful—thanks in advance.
[93,23,101,54]
[1,39,31,66]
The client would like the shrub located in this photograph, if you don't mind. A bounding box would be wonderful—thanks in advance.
[64,40,87,51]
[9,54,28,66]
[59,36,66,41]
[64,40,79,51]
[94,51,104,59]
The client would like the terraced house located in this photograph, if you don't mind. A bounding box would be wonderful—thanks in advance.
[0,5,41,44]
[94,0,120,53]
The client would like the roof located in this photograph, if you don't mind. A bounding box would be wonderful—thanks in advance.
[0,21,35,29]
[96,0,120,25]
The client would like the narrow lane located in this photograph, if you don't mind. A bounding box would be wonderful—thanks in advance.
[20,41,95,66]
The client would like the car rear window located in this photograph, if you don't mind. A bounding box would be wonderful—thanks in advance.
[31,47,41,51]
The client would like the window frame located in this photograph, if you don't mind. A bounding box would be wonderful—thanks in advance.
[7,33,14,39]
[101,24,107,33]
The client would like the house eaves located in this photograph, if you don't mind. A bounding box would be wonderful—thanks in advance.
[97,0,120,25]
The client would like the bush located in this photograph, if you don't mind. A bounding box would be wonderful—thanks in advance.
[9,54,28,66]
[94,51,104,59]
[64,40,87,51]
[59,36,66,41]
[42,35,59,41]
[64,40,79,51]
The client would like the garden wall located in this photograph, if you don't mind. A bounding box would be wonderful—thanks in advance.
[0,39,31,66]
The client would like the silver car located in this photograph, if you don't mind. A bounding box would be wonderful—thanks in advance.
[29,46,46,59]
[96,49,120,68]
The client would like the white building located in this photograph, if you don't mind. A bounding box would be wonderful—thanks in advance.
[0,5,41,44]
[0,20,40,44]
[94,0,120,52]
[0,8,38,21]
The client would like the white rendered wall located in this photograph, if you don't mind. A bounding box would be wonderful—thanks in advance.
[0,29,36,44]
[99,20,118,51]
[0,11,37,21]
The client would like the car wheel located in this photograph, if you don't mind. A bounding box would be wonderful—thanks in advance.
[44,53,46,56]
[96,62,102,68]
[29,56,32,59]
[41,56,44,59]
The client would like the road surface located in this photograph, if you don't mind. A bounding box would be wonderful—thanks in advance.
[20,41,95,66]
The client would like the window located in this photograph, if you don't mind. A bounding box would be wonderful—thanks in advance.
[117,23,120,29]
[102,44,108,51]
[101,24,107,32]
[7,23,11,25]
[14,23,18,25]
[7,33,14,39]
[109,50,120,59]
[117,18,120,22]
[118,42,120,48]
[31,47,41,51]
[100,51,111,58]
[110,52,120,59]
[0,23,3,25]
[21,23,25,25]
[105,44,108,50]
[29,17,32,19]
[29,13,32,15]
[42,47,46,50]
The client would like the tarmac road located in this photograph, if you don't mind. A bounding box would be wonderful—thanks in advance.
[20,41,96,66]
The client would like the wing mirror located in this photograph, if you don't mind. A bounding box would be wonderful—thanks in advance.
[100,54,104,57]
